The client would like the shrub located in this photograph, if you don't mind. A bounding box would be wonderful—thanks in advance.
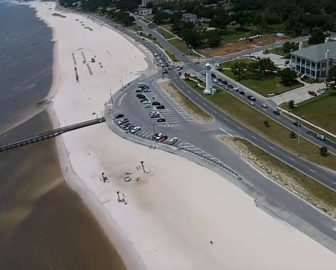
[320,146,328,156]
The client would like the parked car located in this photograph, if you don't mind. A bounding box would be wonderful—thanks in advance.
[155,133,163,141]
[239,90,245,95]
[117,118,128,125]
[201,71,206,75]
[249,101,255,106]
[308,90,317,96]
[157,118,166,122]
[150,114,160,118]
[156,105,165,109]
[130,126,141,134]
[262,103,268,108]
[160,135,168,142]
[293,121,301,127]
[273,110,280,115]
[114,113,124,119]
[135,88,142,93]
[152,101,160,106]
[167,137,178,145]
[136,94,146,99]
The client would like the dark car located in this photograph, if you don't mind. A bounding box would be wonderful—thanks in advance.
[150,114,160,118]
[239,90,245,95]
[293,121,301,127]
[156,105,165,109]
[157,118,166,122]
[160,135,168,142]
[223,80,228,85]
[136,94,146,99]
[273,110,280,115]
[247,95,256,101]
[228,84,233,89]
[114,113,124,119]
[152,101,160,106]
[135,88,142,93]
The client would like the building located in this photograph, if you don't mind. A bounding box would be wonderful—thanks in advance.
[290,40,336,79]
[183,13,198,24]
[138,8,152,16]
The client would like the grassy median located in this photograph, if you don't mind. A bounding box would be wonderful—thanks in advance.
[157,27,175,39]
[220,137,336,217]
[185,78,336,172]
[159,81,213,123]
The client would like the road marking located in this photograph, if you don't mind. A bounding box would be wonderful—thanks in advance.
[288,157,295,161]
[118,92,127,106]
[309,168,317,173]
[218,127,233,137]
[268,145,274,150]
[236,126,242,130]
[251,136,257,140]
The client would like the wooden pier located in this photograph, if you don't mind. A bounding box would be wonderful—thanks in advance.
[0,117,105,153]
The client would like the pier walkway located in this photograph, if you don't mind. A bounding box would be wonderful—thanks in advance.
[0,117,105,153]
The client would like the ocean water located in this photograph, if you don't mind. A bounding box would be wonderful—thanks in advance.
[0,2,125,269]
[0,0,53,138]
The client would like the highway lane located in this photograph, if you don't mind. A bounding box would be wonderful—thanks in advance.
[171,75,336,190]
[111,73,336,250]
[83,12,336,247]
[100,16,336,192]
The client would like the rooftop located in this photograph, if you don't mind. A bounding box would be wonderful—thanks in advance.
[291,41,336,62]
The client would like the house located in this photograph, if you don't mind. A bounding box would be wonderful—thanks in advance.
[138,8,152,16]
[290,39,336,79]
[183,13,198,24]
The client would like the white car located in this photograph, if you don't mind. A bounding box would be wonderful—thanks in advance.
[316,134,326,140]
[262,103,268,108]
[130,126,141,134]
[167,137,178,145]
[249,101,255,106]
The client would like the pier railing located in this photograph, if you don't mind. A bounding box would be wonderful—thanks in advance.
[0,117,105,153]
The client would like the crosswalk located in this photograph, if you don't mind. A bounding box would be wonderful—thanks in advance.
[154,87,194,122]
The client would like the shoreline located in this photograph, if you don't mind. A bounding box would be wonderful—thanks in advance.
[30,2,149,268]
[28,2,336,269]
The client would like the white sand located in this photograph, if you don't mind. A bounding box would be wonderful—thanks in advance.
[30,2,336,269]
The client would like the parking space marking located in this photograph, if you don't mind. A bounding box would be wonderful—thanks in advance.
[153,85,194,122]
[218,127,233,137]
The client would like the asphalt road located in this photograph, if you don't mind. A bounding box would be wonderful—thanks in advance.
[111,68,336,250]
[85,13,336,249]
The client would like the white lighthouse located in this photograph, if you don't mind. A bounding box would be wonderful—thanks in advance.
[203,63,214,95]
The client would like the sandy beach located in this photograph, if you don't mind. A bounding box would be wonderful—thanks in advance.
[29,1,336,269]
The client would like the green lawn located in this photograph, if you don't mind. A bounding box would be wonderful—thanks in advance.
[220,59,303,96]
[168,38,194,55]
[184,78,336,172]
[225,138,336,217]
[157,27,175,39]
[292,89,336,134]
[266,47,287,57]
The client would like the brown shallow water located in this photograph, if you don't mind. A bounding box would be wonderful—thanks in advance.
[0,112,125,270]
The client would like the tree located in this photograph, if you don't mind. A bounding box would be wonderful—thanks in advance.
[288,100,295,109]
[250,58,276,77]
[320,146,328,156]
[308,29,327,45]
[263,120,270,127]
[208,33,222,47]
[290,131,296,138]
[279,68,297,86]
[231,61,247,80]
[327,66,336,82]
